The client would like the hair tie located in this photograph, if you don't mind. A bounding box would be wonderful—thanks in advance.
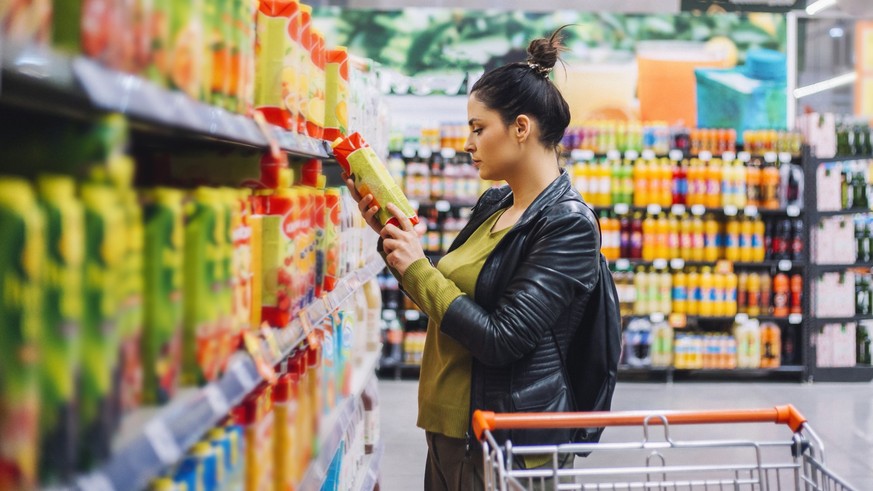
[527,62,552,77]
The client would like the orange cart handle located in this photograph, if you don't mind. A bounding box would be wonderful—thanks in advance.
[472,405,807,441]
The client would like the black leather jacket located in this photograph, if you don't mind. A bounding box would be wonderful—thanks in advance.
[439,170,601,448]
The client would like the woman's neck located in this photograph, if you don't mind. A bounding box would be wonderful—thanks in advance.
[505,151,561,210]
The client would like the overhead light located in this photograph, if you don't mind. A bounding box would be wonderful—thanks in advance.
[806,0,837,15]
[793,72,857,98]
[829,26,845,38]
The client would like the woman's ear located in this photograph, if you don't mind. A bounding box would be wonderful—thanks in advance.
[514,114,531,143]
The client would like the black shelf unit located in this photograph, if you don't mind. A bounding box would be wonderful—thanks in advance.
[805,148,873,382]
[592,205,800,218]
[612,259,803,270]
[619,365,805,383]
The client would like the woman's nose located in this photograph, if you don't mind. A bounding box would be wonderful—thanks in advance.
[464,137,475,153]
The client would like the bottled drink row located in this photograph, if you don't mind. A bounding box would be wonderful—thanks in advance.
[379,309,428,367]
[599,213,804,263]
[399,156,488,203]
[835,119,873,157]
[623,318,794,370]
[571,156,803,210]
[816,322,873,368]
[614,268,802,319]
[816,160,873,212]
[798,113,873,159]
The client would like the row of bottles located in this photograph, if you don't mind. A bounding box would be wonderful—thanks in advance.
[402,156,484,203]
[623,318,789,369]
[737,272,802,317]
[572,157,802,210]
[741,130,804,156]
[855,216,873,263]
[599,213,804,263]
[835,119,873,156]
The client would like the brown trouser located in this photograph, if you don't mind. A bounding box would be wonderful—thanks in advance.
[424,432,575,491]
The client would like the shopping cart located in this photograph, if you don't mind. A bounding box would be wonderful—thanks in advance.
[472,405,857,491]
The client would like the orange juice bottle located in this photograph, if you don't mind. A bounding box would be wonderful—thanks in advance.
[752,218,766,262]
[762,165,780,209]
[747,272,761,317]
[760,322,781,368]
[703,214,719,262]
[725,219,741,261]
[642,214,657,261]
[725,272,738,316]
[740,217,754,262]
[687,268,701,316]
[655,214,669,260]
[714,272,727,317]
[667,214,681,259]
[686,159,701,206]
[636,159,651,207]
[737,271,749,314]
[699,267,715,317]
[746,163,761,207]
[680,215,693,260]
[773,273,790,317]
[705,160,722,209]
[672,271,688,314]
[760,272,772,316]
[691,215,705,262]
[659,159,673,207]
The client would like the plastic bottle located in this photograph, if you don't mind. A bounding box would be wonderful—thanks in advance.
[687,268,701,316]
[714,272,727,317]
[672,159,685,205]
[667,214,681,259]
[630,213,643,259]
[740,217,754,262]
[703,214,720,262]
[753,218,766,262]
[791,219,805,262]
[691,215,705,262]
[762,165,780,209]
[725,272,738,317]
[746,164,761,208]
[620,215,632,258]
[734,160,748,208]
[759,273,772,316]
[705,160,722,209]
[655,214,669,260]
[699,267,715,317]
[725,219,741,261]
[633,159,649,207]
[651,321,673,368]
[642,214,657,261]
[672,271,688,314]
[790,274,803,315]
[659,159,673,207]
[771,273,788,317]
[647,267,660,315]
[747,272,761,317]
[737,271,749,314]
[760,322,781,368]
[680,215,693,261]
[658,271,673,315]
[634,267,647,315]
[687,159,703,206]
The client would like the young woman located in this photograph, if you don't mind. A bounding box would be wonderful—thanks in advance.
[345,28,602,491]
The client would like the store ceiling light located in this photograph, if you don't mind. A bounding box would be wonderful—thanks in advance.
[793,71,857,98]
[805,0,837,15]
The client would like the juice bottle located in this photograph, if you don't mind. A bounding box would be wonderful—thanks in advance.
[659,159,673,207]
[142,187,184,407]
[654,214,669,260]
[332,133,419,228]
[324,188,342,292]
[687,268,701,316]
[630,213,643,259]
[672,159,686,205]
[679,214,693,260]
[230,189,253,334]
[214,189,235,378]
[0,177,43,490]
[647,268,660,315]
[790,274,803,315]
[734,160,748,208]
[324,46,350,141]
[762,165,780,209]
[705,160,722,209]
[754,273,768,317]
[667,214,680,259]
[713,272,727,317]
[672,270,688,314]
[658,270,672,315]
[752,218,766,262]
[746,163,761,207]
[685,159,700,206]
[35,175,83,485]
[234,387,275,491]
[746,272,761,317]
[642,214,657,261]
[308,29,326,139]
[312,176,327,298]
[167,0,205,99]
[610,160,623,206]
[633,159,648,207]
[737,271,749,314]
[690,215,705,262]
[703,214,719,262]
[725,272,738,316]
[739,217,754,262]
[621,161,634,205]
[699,267,715,317]
[760,322,781,368]
[619,215,631,259]
[721,159,735,208]
[633,267,646,315]
[773,273,789,317]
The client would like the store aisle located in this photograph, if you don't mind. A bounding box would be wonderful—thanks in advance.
[378,380,873,490]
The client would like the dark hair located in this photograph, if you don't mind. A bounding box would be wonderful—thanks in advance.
[470,27,571,151]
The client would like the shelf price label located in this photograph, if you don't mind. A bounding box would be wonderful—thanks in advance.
[789,314,803,325]
[323,295,341,325]
[722,152,737,162]
[641,150,656,160]
[625,150,640,161]
[615,258,631,271]
[743,206,758,217]
[669,150,684,161]
[653,259,668,270]
[691,205,706,216]
[647,204,662,215]
[778,260,793,272]
[787,205,801,217]
[669,313,687,328]
[649,312,666,323]
[606,150,622,161]
[671,204,686,216]
[724,205,738,217]
[764,152,777,163]
[418,147,433,159]
[738,151,752,162]
[144,420,182,465]
[204,384,230,417]
[698,151,712,162]
[614,203,630,215]
[440,148,457,159]
[670,258,685,270]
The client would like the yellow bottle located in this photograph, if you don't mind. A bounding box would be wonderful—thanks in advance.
[687,268,701,316]
[633,267,647,315]
[634,160,649,207]
[699,267,715,317]
[659,271,673,315]
[703,214,720,262]
[659,159,673,207]
[655,214,669,260]
[672,271,688,314]
[747,272,762,317]
[667,214,681,259]
[753,218,766,262]
[705,160,722,209]
[734,160,747,209]
[725,272,738,317]
[642,215,657,261]
[725,219,741,262]
[691,215,705,262]
[713,272,727,317]
[680,215,693,260]
[740,217,754,262]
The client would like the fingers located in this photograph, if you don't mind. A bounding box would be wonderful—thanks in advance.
[358,193,374,213]
[387,203,413,232]
[380,223,402,240]
[341,172,363,201]
[382,238,401,253]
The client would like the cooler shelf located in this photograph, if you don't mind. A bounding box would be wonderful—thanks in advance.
[619,365,806,382]
[810,366,873,382]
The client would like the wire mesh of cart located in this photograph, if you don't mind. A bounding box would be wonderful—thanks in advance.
[472,405,857,491]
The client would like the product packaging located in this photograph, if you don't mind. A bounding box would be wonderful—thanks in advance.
[254,0,297,129]
[324,47,350,141]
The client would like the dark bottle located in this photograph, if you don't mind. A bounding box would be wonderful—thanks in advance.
[858,274,871,316]
[837,121,850,156]
[630,212,643,259]
[620,216,631,258]
[772,219,791,260]
[853,171,868,209]
[791,219,805,261]
[764,220,775,260]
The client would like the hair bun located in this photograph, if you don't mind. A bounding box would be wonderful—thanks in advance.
[526,26,568,71]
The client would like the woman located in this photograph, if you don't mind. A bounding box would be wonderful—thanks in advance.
[345,28,601,490]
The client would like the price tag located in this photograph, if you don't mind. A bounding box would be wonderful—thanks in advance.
[607,150,621,161]
[323,295,341,325]
[204,384,230,416]
[653,259,668,270]
[435,200,451,212]
[743,206,758,217]
[691,205,706,216]
[787,205,801,217]
[401,146,417,159]
[260,326,282,362]
[669,150,684,161]
[615,258,631,271]
[778,260,793,272]
[735,313,749,324]
[625,150,640,161]
[670,258,685,270]
[715,260,734,275]
[738,151,752,162]
[418,147,433,159]
[789,314,803,325]
[252,111,281,160]
[614,203,630,215]
[570,149,585,161]
[647,204,662,215]
[243,331,276,383]
[230,360,258,391]
[779,152,793,164]
[699,151,712,161]
[722,152,737,162]
[76,472,115,491]
[650,312,666,323]
[724,205,738,217]
[641,150,656,160]
[671,204,686,216]
[405,310,421,321]
[440,148,457,159]
[144,420,182,465]
[299,311,314,336]
[579,149,595,161]
[669,313,687,328]
[764,152,777,163]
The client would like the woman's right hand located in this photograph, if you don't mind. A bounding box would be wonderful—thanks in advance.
[342,172,383,234]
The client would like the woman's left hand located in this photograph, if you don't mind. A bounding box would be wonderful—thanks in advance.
[381,203,426,276]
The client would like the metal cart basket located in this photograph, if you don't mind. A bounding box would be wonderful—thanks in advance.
[472,405,856,491]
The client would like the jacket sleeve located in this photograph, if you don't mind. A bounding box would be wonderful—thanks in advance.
[439,210,600,367]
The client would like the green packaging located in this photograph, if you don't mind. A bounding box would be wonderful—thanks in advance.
[182,187,222,385]
[79,182,124,469]
[142,187,184,404]
[36,175,83,485]
[167,0,205,99]
[0,176,43,491]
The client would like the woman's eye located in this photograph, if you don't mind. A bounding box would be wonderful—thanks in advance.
[472,128,483,135]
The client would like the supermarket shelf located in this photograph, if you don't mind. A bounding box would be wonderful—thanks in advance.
[811,154,873,164]
[565,151,801,162]
[809,366,873,382]
[619,365,806,382]
[624,314,803,325]
[592,205,800,218]
[410,198,479,209]
[812,315,873,325]
[813,208,872,217]
[74,258,384,491]
[298,351,381,491]
[1,42,331,159]
[612,258,803,271]
[353,441,384,491]
[811,263,873,273]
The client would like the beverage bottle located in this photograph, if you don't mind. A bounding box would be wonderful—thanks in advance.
[620,215,632,258]
[714,271,727,317]
[659,271,673,315]
[721,159,734,208]
[705,160,722,209]
[633,159,648,207]
[746,163,761,207]
[621,161,634,205]
[699,267,715,317]
[856,216,867,262]
[703,214,719,262]
[609,216,622,261]
[841,167,853,210]
[772,273,789,317]
[660,159,673,207]
[762,164,780,209]
[630,213,644,259]
[672,271,688,314]
[633,266,647,315]
[600,161,613,206]
[655,214,670,260]
[572,162,588,199]
[752,218,766,262]
[867,217,873,263]
[687,268,701,316]
[760,322,781,368]
[759,272,772,316]
[651,322,674,367]
[680,215,693,260]
[739,217,754,262]
[686,159,700,206]
[734,160,748,208]
[672,159,684,205]
[747,272,761,317]
[790,274,803,315]
[853,170,868,209]
[642,214,657,261]
[611,161,623,206]
[737,272,749,314]
[725,219,741,261]
[430,160,444,201]
[667,214,681,259]
[691,215,705,262]
[647,267,660,315]
[725,272,738,316]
